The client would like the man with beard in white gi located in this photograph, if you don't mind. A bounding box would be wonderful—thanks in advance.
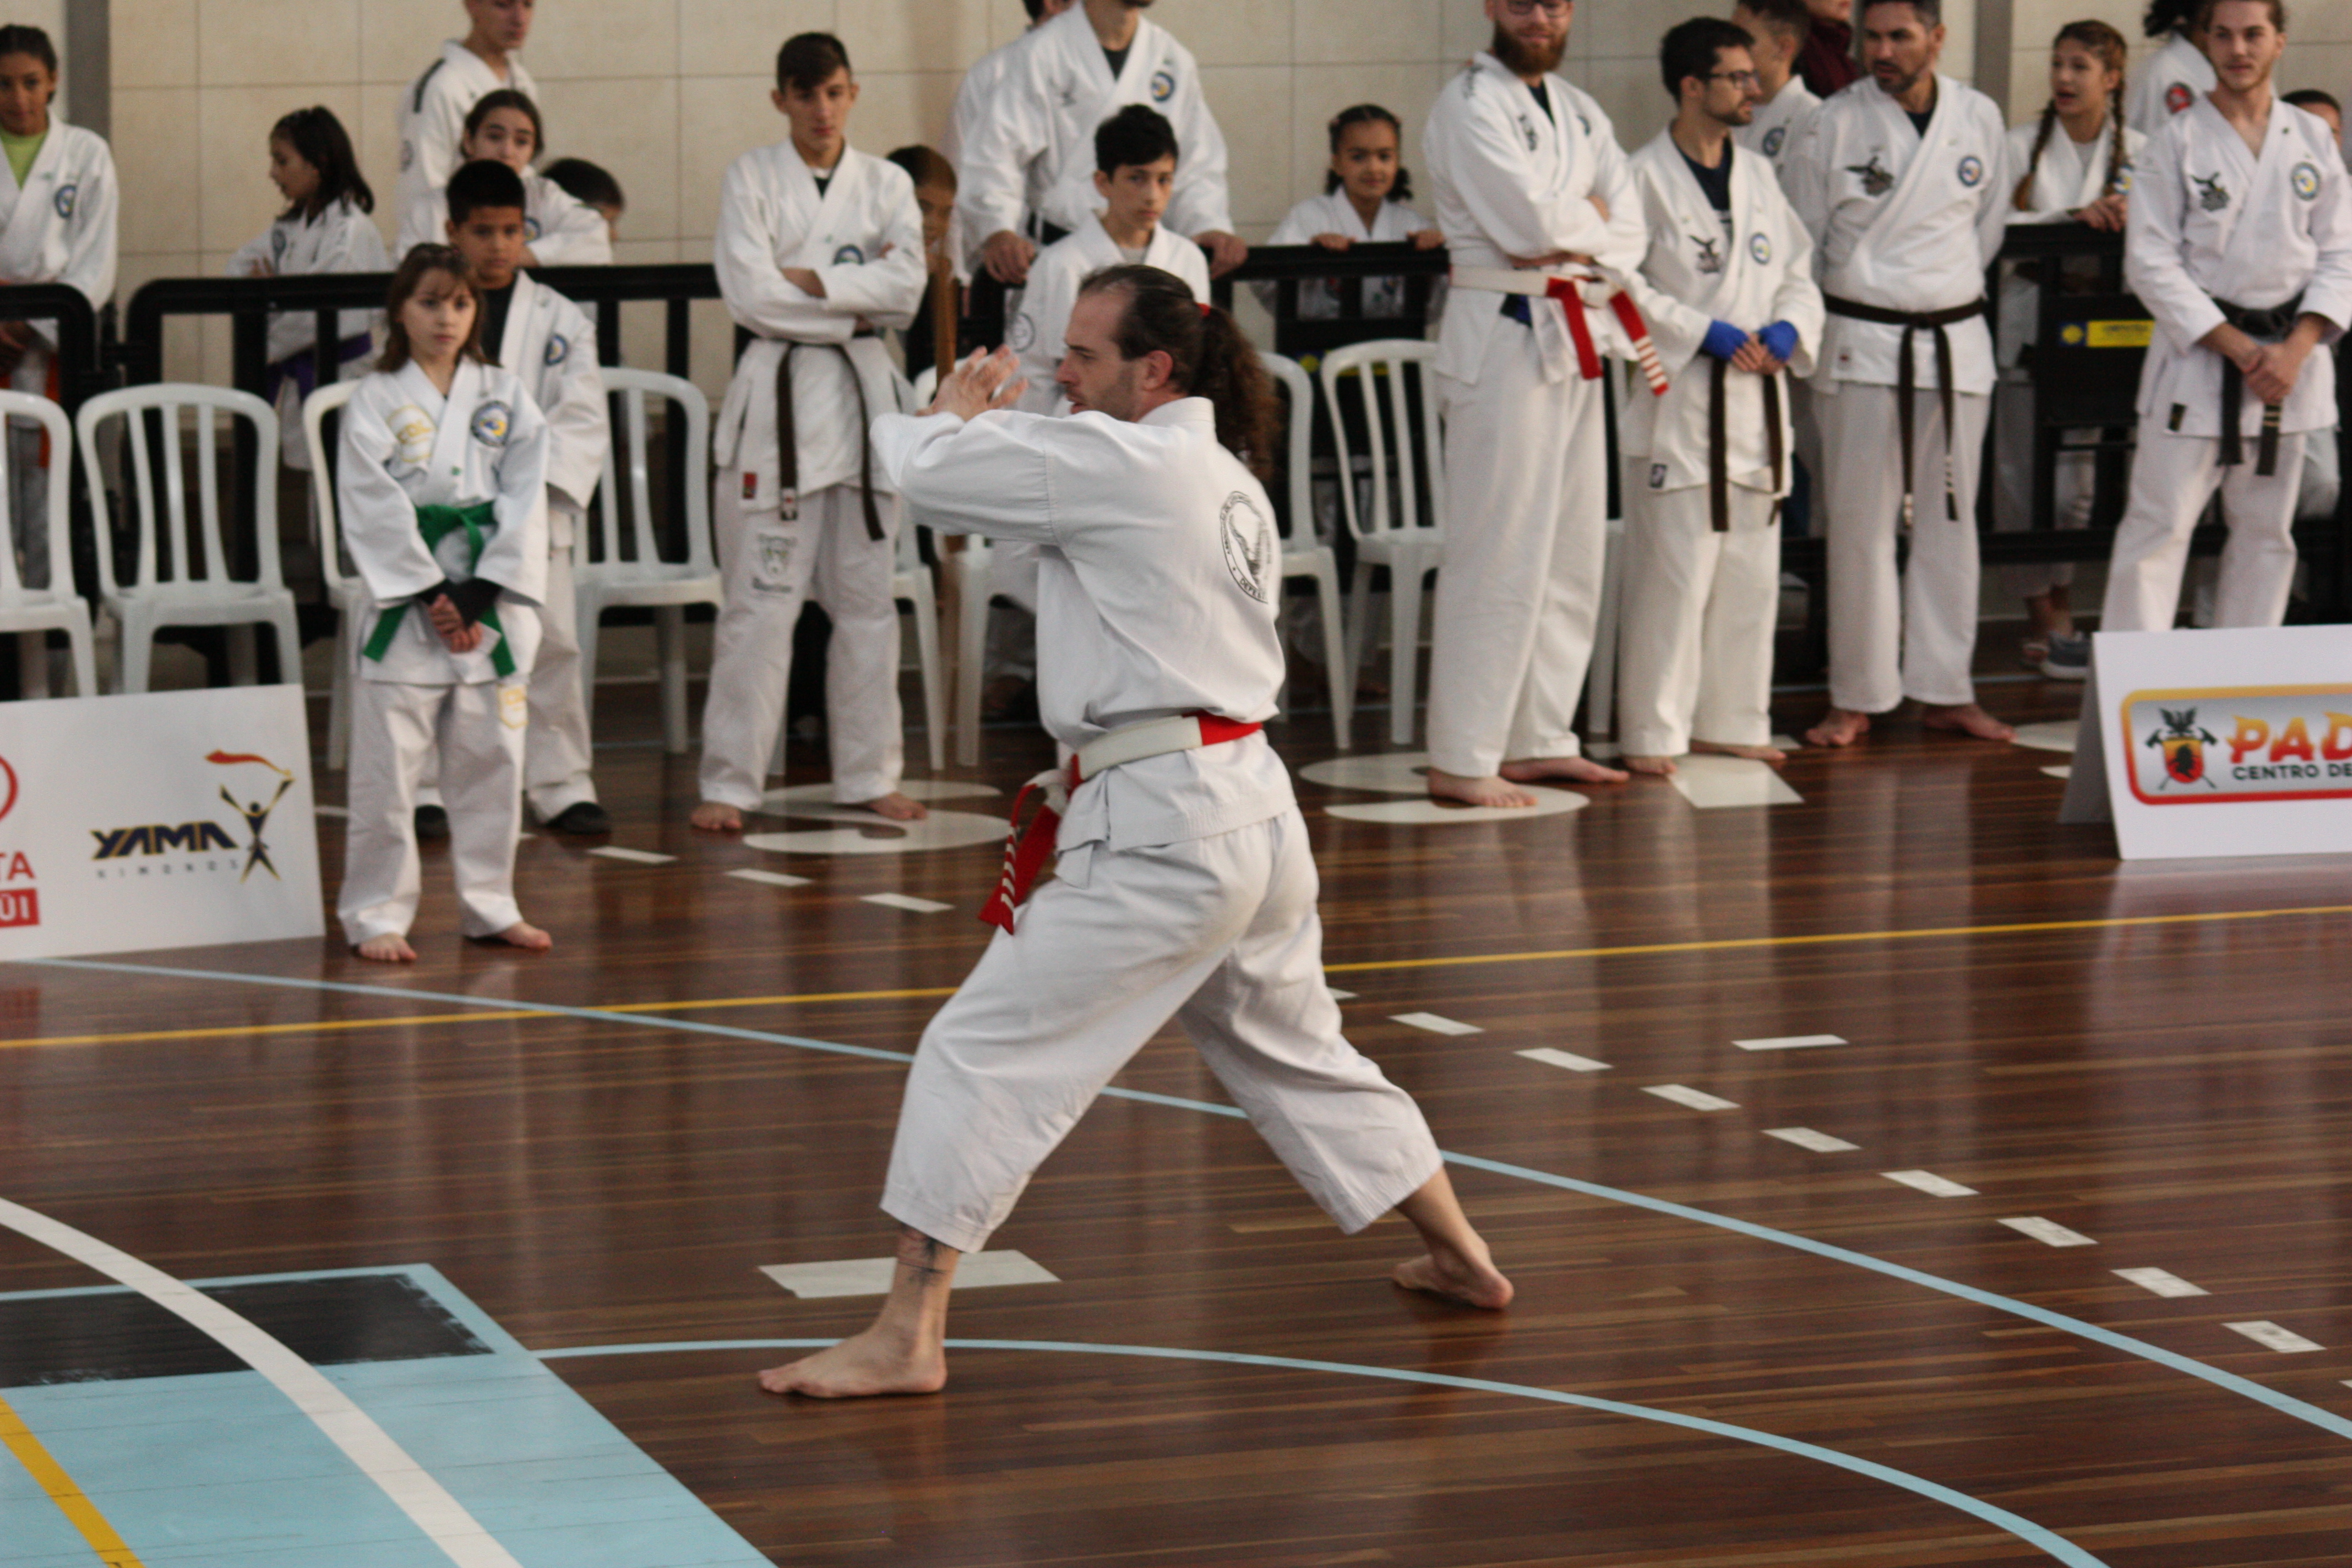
[1732,0,1821,173]
[2096,0,2352,635]
[1420,0,1648,807]
[757,270,1513,1400]
[1620,19,1823,776]
[960,0,1246,286]
[1783,0,2012,748]
[693,34,929,833]
[395,0,536,224]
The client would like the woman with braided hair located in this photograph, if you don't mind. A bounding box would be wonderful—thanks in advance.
[1992,20,2145,674]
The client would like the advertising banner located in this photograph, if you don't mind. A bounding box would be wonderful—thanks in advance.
[0,685,324,960]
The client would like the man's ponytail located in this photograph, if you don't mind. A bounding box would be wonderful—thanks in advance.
[1077,263,1282,481]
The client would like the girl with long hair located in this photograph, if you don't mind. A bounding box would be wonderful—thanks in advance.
[395,89,612,265]
[1257,105,1442,321]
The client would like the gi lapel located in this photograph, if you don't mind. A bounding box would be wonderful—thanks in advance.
[422,360,478,491]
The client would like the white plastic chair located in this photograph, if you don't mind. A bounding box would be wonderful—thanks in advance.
[1318,339,1447,747]
[1259,352,1352,749]
[300,379,362,767]
[0,391,97,697]
[75,384,301,695]
[575,368,723,756]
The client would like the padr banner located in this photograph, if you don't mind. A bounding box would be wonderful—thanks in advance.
[0,685,324,959]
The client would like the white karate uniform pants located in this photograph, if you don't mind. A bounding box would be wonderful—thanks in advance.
[1991,372,2093,600]
[1618,481,1780,757]
[525,540,598,818]
[883,807,1443,1255]
[2099,427,2303,633]
[1428,328,1607,777]
[339,676,527,944]
[699,478,904,810]
[1817,384,1991,713]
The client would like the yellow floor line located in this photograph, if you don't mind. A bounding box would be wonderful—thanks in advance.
[0,1390,149,1567]
[8,1010,559,1049]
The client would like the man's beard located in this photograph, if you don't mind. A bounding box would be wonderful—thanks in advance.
[1491,24,1568,77]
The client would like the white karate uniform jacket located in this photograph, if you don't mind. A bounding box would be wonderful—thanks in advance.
[1255,190,1433,320]
[0,121,118,373]
[1735,77,1821,170]
[2126,96,2352,438]
[1012,217,1210,413]
[2126,31,2215,139]
[1622,133,1822,497]
[1422,53,1647,388]
[225,199,392,364]
[395,171,613,268]
[959,4,1234,246]
[489,270,606,547]
[945,29,1043,276]
[1995,117,2144,367]
[875,398,1292,855]
[395,41,539,221]
[337,359,551,685]
[712,142,925,509]
[1783,74,2009,395]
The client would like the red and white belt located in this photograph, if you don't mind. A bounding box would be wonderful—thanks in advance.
[979,711,1264,933]
[1451,264,1669,396]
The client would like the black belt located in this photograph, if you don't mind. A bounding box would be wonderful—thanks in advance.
[1707,358,1786,531]
[2217,293,2301,477]
[1822,294,1983,525]
[775,341,884,540]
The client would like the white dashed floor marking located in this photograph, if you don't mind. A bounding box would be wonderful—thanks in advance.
[1643,1084,1739,1112]
[863,893,953,913]
[1999,1217,2097,1247]
[2224,1321,2324,1353]
[728,868,813,888]
[2114,1267,2208,1298]
[1326,988,1358,1000]
[1517,1047,1611,1072]
[1390,1012,1483,1036]
[1667,754,1804,809]
[1734,1034,1847,1051]
[1765,1127,1859,1152]
[589,846,676,864]
[761,1250,1059,1298]
[1881,1169,1978,1197]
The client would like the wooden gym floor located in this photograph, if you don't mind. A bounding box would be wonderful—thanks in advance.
[3,667,2350,1568]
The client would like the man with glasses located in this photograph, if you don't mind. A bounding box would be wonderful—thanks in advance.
[1419,0,1647,807]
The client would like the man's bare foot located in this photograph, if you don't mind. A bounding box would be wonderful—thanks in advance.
[691,801,744,833]
[353,933,416,962]
[1623,753,1678,777]
[758,1326,946,1399]
[850,792,930,822]
[1805,708,1871,748]
[1393,1246,1515,1310]
[1425,767,1539,808]
[1921,703,2016,742]
[1692,739,1788,764]
[1500,755,1631,785]
[491,921,552,951]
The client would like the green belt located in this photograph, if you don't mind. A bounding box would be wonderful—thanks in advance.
[362,502,515,677]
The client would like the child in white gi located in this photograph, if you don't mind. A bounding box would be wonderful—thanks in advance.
[337,246,553,961]
[693,32,929,832]
[758,272,1512,1402]
[395,0,537,221]
[396,90,612,267]
[1257,104,1443,322]
[226,106,391,473]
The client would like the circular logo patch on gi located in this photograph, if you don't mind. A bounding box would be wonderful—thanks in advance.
[524,215,543,241]
[2110,167,2133,194]
[1150,68,1176,102]
[389,406,434,466]
[1956,155,1984,188]
[470,401,512,447]
[500,684,530,729]
[1749,232,1771,264]
[1219,491,1273,603]
[1761,126,1785,157]
[2293,161,2322,200]
[52,183,74,219]
[544,333,569,366]
[1006,311,1037,352]
[2165,81,2193,114]
[832,243,864,265]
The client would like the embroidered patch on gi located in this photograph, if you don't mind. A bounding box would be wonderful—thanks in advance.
[1691,235,1724,275]
[753,531,796,594]
[1749,232,1771,264]
[1006,312,1037,351]
[500,684,530,729]
[2165,82,2193,114]
[1220,491,1273,603]
[470,401,513,447]
[389,407,434,466]
[780,488,799,521]
[742,472,759,502]
[524,215,543,241]
[2168,403,2186,432]
[1762,126,1786,157]
[544,333,568,366]
[1150,68,1175,102]
[2293,161,2322,200]
[832,243,865,265]
[1648,463,1668,489]
[2111,166,2133,194]
[1957,155,1985,187]
[399,139,415,171]
[52,183,75,219]
[271,227,290,262]
[1517,112,1539,151]
[2192,172,2229,211]
[1848,154,1894,196]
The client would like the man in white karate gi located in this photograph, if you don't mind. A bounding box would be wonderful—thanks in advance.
[1732,0,1821,173]
[1782,0,2013,748]
[693,33,930,832]
[2130,0,2217,137]
[395,0,537,222]
[959,0,1246,286]
[1419,0,1648,807]
[1620,19,1823,775]
[2097,0,2352,634]
[943,0,1076,275]
[758,270,1512,1400]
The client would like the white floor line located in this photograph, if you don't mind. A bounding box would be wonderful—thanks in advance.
[2041,765,2072,780]
[1643,1084,1739,1112]
[1326,790,1588,825]
[1733,1034,1847,1052]
[2225,1321,2325,1353]
[1667,755,1805,809]
[862,892,954,913]
[761,1250,1059,1298]
[1765,1126,1859,1152]
[2114,1267,2208,1299]
[1390,1012,1482,1036]
[1881,1169,1978,1197]
[0,1196,522,1568]
[2010,721,2078,754]
[1517,1047,1611,1072]
[1999,1216,2097,1248]
[1326,987,1358,1001]
[727,868,813,888]
[587,846,676,864]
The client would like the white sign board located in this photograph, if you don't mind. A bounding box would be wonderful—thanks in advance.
[0,685,324,959]
[2068,625,2352,860]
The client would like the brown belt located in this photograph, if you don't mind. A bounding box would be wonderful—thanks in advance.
[1707,357,1785,531]
[1822,294,1983,525]
[774,341,884,539]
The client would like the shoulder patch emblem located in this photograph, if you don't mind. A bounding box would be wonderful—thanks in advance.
[1007,312,1037,352]
[2293,161,2322,200]
[1150,68,1176,102]
[2191,171,2230,211]
[389,406,434,466]
[1220,491,1273,603]
[470,401,512,448]
[524,214,543,242]
[1847,154,1894,196]
[832,243,865,265]
[1749,232,1771,264]
[1762,126,1786,157]
[544,333,568,367]
[2164,81,2193,114]
[52,183,74,220]
[1957,155,1984,187]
